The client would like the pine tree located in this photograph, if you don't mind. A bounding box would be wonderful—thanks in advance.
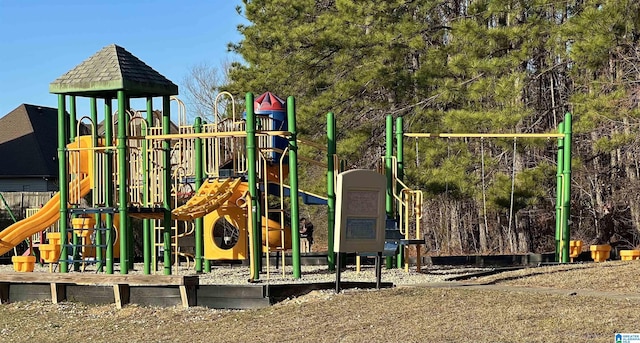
[221,0,640,253]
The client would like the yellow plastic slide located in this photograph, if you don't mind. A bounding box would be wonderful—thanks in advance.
[172,178,242,221]
[0,176,92,256]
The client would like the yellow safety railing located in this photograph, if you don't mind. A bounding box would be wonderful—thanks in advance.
[380,155,425,272]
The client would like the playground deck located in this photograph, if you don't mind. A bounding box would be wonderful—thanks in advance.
[0,271,392,309]
[0,273,198,308]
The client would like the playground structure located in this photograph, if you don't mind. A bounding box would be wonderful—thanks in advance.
[0,44,583,288]
[0,43,621,315]
[0,90,308,278]
[0,45,339,280]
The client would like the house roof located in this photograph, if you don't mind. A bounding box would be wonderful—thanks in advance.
[49,44,178,98]
[0,104,63,178]
[0,104,177,179]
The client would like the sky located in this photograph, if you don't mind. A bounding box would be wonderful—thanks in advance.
[0,0,247,119]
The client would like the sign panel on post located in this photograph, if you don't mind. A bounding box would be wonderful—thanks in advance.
[334,169,386,253]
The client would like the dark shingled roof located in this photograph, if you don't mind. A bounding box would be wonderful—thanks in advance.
[0,104,61,178]
[49,44,178,98]
[0,105,91,178]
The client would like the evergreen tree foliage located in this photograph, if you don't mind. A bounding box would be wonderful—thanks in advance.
[217,0,640,253]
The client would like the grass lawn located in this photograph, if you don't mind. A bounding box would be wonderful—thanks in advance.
[1,260,639,342]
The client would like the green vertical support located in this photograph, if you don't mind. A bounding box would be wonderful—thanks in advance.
[326,112,336,271]
[105,98,114,274]
[69,96,77,142]
[395,116,404,269]
[385,115,393,216]
[162,96,172,275]
[125,98,134,270]
[246,93,260,280]
[194,117,204,272]
[561,113,572,263]
[555,122,564,262]
[385,115,394,269]
[287,96,301,279]
[117,91,129,274]
[396,117,404,184]
[142,97,152,274]
[57,95,69,273]
[90,98,103,272]
[70,96,80,272]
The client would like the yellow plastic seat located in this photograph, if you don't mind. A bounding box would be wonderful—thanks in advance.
[619,250,640,261]
[12,255,36,272]
[590,244,611,262]
[569,240,583,261]
[39,244,61,263]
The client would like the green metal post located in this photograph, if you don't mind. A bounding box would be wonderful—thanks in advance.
[385,115,394,269]
[142,97,152,274]
[162,96,172,275]
[327,112,336,271]
[69,96,77,142]
[89,97,98,129]
[246,93,260,280]
[396,117,404,184]
[194,117,204,272]
[70,96,80,271]
[90,98,103,272]
[555,122,564,262]
[385,115,394,216]
[395,116,404,269]
[105,98,114,274]
[117,91,129,274]
[287,96,301,279]
[125,98,134,270]
[57,95,69,273]
[561,113,572,263]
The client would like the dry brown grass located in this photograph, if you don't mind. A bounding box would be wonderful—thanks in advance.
[1,261,639,342]
[471,260,640,293]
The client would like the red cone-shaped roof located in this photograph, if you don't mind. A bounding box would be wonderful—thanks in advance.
[254,92,285,113]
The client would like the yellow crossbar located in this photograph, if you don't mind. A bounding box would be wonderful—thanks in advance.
[404,133,565,139]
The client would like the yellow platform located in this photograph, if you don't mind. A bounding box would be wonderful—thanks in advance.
[590,244,611,262]
[569,240,583,261]
[39,244,61,263]
[72,217,96,238]
[619,250,640,261]
[12,255,36,272]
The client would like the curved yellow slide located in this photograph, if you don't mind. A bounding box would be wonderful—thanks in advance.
[0,176,92,256]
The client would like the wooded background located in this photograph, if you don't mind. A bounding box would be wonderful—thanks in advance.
[190,1,640,255]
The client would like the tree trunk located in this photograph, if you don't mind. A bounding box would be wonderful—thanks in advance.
[516,213,531,252]
[497,214,505,254]
[449,201,461,254]
[623,118,640,238]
